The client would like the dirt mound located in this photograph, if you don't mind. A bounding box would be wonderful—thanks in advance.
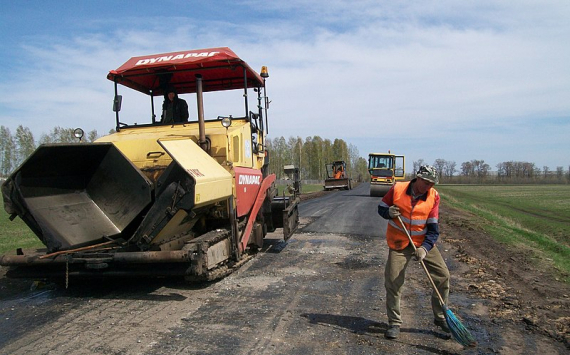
[439,205,570,349]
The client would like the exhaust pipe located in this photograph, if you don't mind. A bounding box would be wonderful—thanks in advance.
[195,74,208,152]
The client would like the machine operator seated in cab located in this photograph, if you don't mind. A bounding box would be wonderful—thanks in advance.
[161,87,189,123]
[334,165,344,179]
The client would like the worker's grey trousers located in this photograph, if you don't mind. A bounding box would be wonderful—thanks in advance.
[385,244,450,326]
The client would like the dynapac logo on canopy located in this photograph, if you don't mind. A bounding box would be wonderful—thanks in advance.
[238,174,261,185]
[135,51,221,66]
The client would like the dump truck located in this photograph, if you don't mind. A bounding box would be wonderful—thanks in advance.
[368,152,405,196]
[324,161,351,190]
[0,47,299,283]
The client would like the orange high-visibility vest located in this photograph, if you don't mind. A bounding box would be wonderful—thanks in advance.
[386,182,438,251]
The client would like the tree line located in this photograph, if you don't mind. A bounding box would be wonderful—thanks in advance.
[415,158,569,184]
[1,125,567,184]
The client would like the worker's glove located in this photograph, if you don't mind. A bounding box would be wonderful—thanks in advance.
[414,246,427,261]
[388,205,401,218]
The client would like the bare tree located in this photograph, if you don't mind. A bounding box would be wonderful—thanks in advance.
[443,160,457,179]
[413,159,425,175]
[556,166,564,182]
[496,162,507,179]
[461,161,474,176]
[542,166,550,179]
[473,160,490,178]
[523,162,536,178]
[433,159,446,182]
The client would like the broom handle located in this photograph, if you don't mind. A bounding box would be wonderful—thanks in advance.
[397,216,446,306]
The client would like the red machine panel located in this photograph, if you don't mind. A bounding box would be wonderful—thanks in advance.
[234,167,263,217]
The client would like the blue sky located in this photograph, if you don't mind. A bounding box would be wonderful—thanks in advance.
[1,0,568,171]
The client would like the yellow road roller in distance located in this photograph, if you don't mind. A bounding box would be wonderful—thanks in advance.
[368,152,405,197]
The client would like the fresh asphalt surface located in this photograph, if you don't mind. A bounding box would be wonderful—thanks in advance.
[299,184,385,237]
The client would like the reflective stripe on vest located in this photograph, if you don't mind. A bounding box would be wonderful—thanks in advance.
[385,182,437,251]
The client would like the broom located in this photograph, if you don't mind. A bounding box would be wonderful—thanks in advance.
[397,216,477,347]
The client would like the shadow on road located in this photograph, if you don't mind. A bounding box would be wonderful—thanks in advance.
[0,276,215,303]
[301,313,387,334]
[301,313,456,354]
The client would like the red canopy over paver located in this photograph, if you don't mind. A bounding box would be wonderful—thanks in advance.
[107,47,265,96]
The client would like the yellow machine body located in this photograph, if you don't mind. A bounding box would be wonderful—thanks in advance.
[368,153,405,197]
[0,47,298,282]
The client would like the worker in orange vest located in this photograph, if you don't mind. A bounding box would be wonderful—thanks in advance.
[334,165,344,179]
[377,165,450,340]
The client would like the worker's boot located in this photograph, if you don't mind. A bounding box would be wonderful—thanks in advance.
[385,325,400,339]
[434,319,451,333]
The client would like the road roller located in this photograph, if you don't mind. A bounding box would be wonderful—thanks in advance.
[368,152,405,197]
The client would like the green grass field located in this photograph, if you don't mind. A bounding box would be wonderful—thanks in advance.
[437,184,570,281]
[0,203,43,255]
[300,184,326,194]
